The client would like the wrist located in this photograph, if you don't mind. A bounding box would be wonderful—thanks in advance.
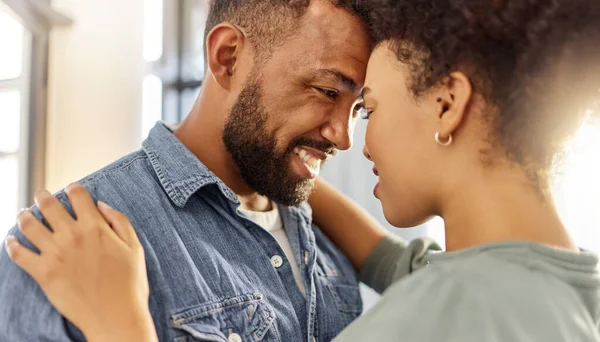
[85,307,158,342]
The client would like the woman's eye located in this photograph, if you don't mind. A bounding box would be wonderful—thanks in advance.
[317,88,340,99]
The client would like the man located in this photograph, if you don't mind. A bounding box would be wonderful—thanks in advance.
[0,0,371,341]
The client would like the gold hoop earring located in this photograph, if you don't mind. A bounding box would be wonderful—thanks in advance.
[435,132,453,146]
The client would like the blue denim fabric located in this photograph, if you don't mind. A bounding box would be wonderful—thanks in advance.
[0,123,362,342]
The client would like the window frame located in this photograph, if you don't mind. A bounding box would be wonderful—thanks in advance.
[1,0,70,207]
[147,0,206,123]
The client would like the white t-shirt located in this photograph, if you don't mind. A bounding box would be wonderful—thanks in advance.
[239,204,306,295]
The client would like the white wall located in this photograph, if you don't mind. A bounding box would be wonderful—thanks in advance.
[45,0,145,192]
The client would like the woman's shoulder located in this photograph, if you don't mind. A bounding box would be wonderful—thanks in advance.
[335,254,599,342]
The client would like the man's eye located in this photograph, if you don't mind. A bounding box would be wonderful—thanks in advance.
[317,87,339,99]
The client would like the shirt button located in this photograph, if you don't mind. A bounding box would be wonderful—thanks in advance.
[228,333,242,342]
[271,255,284,268]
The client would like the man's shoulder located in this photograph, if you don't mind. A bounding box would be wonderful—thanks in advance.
[32,149,158,231]
[50,149,154,204]
[76,149,151,190]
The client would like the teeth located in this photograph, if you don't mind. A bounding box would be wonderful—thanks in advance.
[307,157,319,169]
[293,147,322,176]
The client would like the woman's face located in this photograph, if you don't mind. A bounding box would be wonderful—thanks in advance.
[362,45,447,227]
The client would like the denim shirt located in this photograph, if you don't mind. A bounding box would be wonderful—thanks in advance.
[0,123,362,342]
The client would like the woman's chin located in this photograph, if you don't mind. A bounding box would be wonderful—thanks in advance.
[381,199,432,228]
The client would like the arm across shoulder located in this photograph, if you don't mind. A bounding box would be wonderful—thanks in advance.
[0,206,85,342]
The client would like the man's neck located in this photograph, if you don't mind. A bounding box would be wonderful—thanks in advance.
[173,89,272,212]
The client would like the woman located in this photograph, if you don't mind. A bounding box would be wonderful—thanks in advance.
[5,0,600,341]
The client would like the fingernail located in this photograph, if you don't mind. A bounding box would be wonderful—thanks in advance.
[34,189,50,200]
[4,236,16,248]
[65,183,79,193]
[97,201,111,210]
[17,208,29,219]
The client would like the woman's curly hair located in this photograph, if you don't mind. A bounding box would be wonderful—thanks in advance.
[358,0,600,181]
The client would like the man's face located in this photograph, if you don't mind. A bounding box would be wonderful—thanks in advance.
[223,1,371,206]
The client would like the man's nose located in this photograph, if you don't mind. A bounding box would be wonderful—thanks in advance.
[320,108,355,151]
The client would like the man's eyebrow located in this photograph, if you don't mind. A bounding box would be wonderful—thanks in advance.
[314,69,358,92]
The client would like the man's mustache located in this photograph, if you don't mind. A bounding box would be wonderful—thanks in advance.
[290,137,337,158]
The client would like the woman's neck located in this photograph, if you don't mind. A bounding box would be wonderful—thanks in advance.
[440,165,578,252]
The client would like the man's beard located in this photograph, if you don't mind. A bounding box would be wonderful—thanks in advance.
[223,77,333,206]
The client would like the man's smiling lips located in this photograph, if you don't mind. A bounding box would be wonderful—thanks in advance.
[292,146,330,178]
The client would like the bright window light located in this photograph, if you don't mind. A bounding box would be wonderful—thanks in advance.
[0,11,24,80]
[0,90,21,153]
[552,119,600,255]
[427,216,446,250]
[0,156,18,238]
[143,0,164,62]
[142,74,163,139]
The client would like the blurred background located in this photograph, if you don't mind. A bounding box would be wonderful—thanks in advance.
[1,0,599,309]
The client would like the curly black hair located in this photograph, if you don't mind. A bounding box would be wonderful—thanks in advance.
[358,0,600,183]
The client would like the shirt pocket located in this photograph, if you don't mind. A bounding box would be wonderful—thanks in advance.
[315,251,363,328]
[325,283,363,326]
[326,284,362,314]
[171,293,280,342]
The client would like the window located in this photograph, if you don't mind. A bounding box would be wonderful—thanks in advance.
[142,0,208,139]
[0,0,69,237]
[0,5,31,236]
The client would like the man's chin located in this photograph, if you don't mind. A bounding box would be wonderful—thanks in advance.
[260,177,315,207]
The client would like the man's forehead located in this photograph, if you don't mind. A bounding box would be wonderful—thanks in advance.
[301,1,368,44]
[295,8,370,84]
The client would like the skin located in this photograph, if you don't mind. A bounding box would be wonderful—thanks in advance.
[4,8,581,342]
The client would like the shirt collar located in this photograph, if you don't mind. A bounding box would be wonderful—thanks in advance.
[142,122,239,207]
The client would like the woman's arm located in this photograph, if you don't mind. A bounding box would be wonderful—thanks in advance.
[4,184,158,342]
[308,177,388,270]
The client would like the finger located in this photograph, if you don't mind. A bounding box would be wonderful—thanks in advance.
[4,236,44,281]
[65,183,103,222]
[97,202,140,248]
[18,210,55,253]
[34,190,73,234]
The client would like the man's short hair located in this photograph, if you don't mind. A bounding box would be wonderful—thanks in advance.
[204,0,370,63]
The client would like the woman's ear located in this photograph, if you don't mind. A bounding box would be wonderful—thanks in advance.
[205,23,247,90]
[434,72,473,142]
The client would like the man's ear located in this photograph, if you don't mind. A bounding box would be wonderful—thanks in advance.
[205,23,247,90]
[434,72,473,142]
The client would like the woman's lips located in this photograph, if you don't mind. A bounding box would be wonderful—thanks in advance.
[372,166,380,198]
